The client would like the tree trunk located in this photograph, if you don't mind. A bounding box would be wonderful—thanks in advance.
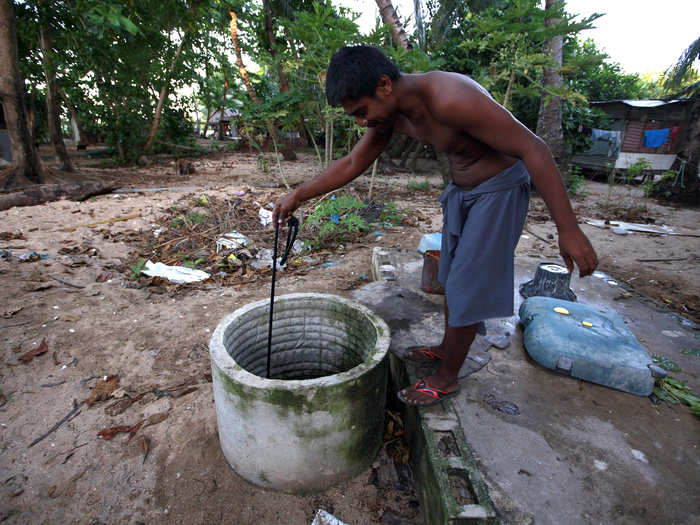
[375,0,412,49]
[143,35,187,153]
[0,179,114,211]
[0,0,45,186]
[536,0,567,170]
[59,87,87,147]
[229,11,260,105]
[263,0,290,92]
[38,10,73,172]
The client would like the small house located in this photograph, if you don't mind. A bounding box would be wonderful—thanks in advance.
[206,108,240,138]
[571,99,693,172]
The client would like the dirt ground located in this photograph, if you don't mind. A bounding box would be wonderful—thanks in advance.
[0,146,698,525]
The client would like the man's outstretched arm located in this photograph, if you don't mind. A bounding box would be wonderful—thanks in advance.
[429,80,598,276]
[273,127,391,224]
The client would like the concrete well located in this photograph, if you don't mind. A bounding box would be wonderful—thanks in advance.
[209,293,391,493]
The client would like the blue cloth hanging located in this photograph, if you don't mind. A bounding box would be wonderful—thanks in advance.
[643,128,670,148]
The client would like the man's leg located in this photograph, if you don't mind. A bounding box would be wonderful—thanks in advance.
[398,319,477,405]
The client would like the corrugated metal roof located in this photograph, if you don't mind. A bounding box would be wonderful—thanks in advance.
[591,99,689,107]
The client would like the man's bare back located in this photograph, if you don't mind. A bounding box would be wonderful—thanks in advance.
[387,72,519,189]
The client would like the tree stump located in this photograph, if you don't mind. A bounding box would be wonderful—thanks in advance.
[519,262,576,301]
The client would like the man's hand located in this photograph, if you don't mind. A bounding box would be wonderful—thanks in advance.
[273,191,300,226]
[558,225,598,277]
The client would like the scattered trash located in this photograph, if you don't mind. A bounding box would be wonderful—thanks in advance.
[311,509,347,525]
[141,260,210,284]
[607,280,618,286]
[582,321,593,327]
[681,349,700,357]
[18,252,47,262]
[0,249,12,259]
[292,239,305,254]
[593,271,607,279]
[250,248,283,270]
[321,261,342,269]
[19,339,48,364]
[612,227,629,235]
[553,306,570,315]
[216,231,251,253]
[258,206,273,228]
[153,228,163,238]
[630,449,649,463]
[661,330,682,338]
[483,394,520,415]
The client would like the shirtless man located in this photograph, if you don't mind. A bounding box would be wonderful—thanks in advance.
[273,45,598,406]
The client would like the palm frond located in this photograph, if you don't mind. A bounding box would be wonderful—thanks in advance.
[664,35,700,90]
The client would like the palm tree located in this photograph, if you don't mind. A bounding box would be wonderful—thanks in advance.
[663,36,700,203]
[374,0,412,49]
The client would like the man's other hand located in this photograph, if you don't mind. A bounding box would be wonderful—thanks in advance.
[558,225,598,277]
[273,191,300,226]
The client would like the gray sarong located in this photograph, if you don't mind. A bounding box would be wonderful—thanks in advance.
[438,160,530,328]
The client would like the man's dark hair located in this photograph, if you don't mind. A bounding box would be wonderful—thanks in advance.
[326,45,399,106]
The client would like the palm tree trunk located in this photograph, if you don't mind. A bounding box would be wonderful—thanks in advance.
[374,0,412,49]
[0,0,45,186]
[536,0,567,170]
[229,10,260,105]
[38,10,73,172]
[144,35,187,153]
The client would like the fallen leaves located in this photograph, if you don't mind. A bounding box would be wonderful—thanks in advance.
[0,231,25,241]
[86,376,119,407]
[97,420,143,440]
[19,339,48,364]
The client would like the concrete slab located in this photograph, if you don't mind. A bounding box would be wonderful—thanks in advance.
[353,249,700,525]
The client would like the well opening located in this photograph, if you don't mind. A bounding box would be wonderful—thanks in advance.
[222,296,379,380]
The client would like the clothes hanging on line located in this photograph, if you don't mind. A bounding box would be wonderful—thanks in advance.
[643,128,670,148]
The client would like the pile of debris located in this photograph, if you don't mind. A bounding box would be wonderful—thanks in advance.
[117,193,307,286]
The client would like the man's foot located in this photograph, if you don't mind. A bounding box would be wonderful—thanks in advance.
[396,378,460,407]
[402,345,444,366]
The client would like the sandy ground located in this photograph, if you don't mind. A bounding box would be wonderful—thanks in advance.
[0,147,698,524]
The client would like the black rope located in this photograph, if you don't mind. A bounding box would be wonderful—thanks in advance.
[266,215,299,379]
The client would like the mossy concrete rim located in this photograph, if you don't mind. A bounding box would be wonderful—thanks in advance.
[209,293,391,390]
